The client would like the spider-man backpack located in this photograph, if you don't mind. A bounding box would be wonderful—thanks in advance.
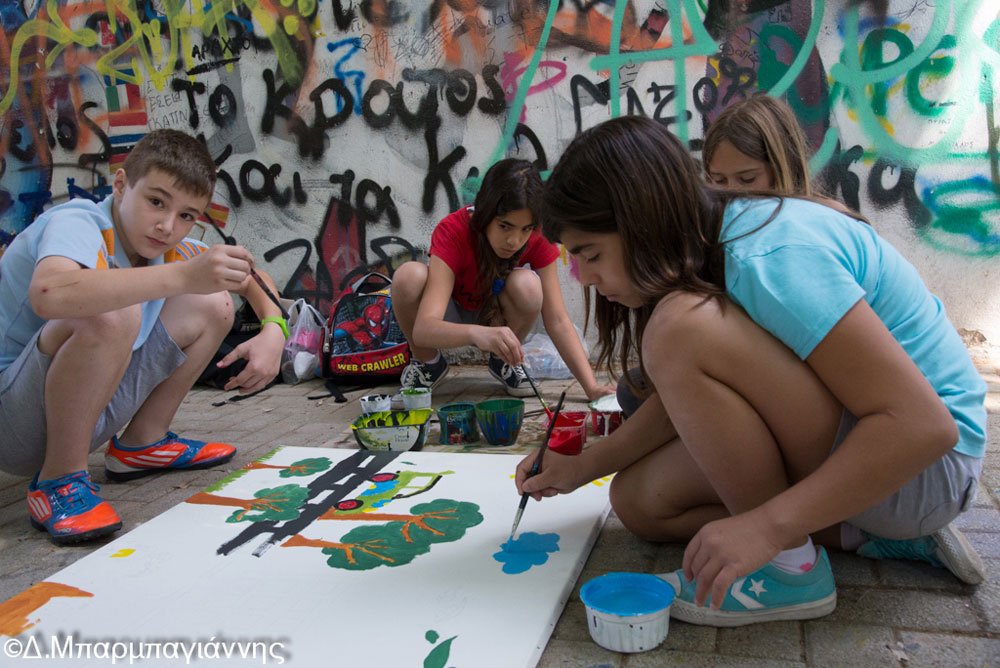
[322,272,410,384]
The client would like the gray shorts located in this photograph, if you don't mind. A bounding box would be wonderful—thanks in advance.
[834,412,982,539]
[0,319,187,476]
[444,300,480,325]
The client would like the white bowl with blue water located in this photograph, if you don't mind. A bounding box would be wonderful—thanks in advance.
[579,572,675,653]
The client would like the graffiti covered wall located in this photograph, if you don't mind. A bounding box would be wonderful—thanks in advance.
[1,1,998,341]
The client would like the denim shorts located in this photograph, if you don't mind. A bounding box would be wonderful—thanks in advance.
[0,319,187,476]
[834,412,982,539]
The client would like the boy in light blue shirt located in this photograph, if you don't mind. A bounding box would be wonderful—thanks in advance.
[0,130,287,544]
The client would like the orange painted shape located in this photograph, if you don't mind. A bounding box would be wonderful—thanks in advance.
[0,582,93,637]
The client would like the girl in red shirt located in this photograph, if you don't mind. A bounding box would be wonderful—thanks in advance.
[391,159,611,399]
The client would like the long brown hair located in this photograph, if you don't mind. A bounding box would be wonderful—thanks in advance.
[468,158,542,326]
[703,95,812,196]
[541,117,729,389]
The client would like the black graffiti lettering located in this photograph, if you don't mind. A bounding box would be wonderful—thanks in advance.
[571,74,610,136]
[239,160,304,206]
[329,170,357,229]
[817,142,863,213]
[867,159,931,229]
[445,69,477,116]
[307,78,354,157]
[626,87,646,116]
[209,83,237,128]
[331,0,358,32]
[692,76,718,115]
[512,123,547,171]
[55,113,78,151]
[361,79,396,128]
[718,57,756,105]
[394,79,438,131]
[261,69,295,134]
[216,169,241,208]
[355,179,400,228]
[478,63,506,115]
[422,118,465,213]
[8,118,35,163]
[77,102,110,170]
[172,78,207,129]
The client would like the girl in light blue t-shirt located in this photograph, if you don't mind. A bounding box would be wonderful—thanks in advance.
[515,116,986,628]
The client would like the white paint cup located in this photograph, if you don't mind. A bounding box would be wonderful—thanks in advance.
[580,572,675,653]
[401,387,432,410]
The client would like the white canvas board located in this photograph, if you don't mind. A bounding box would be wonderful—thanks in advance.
[2,448,611,667]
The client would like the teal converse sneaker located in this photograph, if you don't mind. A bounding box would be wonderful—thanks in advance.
[856,523,984,585]
[658,547,836,627]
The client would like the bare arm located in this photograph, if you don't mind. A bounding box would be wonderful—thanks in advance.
[518,387,678,497]
[28,244,253,320]
[218,267,286,392]
[412,256,523,363]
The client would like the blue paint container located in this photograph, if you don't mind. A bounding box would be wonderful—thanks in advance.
[474,399,524,446]
[437,402,479,444]
[579,572,675,653]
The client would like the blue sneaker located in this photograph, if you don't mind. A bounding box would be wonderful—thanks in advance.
[658,548,836,627]
[856,524,984,585]
[27,471,122,544]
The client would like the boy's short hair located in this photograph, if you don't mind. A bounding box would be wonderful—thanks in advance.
[122,130,217,198]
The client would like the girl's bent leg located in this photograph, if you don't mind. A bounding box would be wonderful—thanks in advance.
[390,261,437,360]
[498,268,542,340]
[642,295,842,543]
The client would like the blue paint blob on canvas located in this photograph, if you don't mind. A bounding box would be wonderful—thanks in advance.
[493,532,560,574]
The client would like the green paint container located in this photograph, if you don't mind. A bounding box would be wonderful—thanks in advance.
[437,402,479,444]
[474,399,525,446]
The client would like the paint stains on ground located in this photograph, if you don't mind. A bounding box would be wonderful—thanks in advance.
[0,582,93,636]
[423,629,457,668]
[492,532,560,574]
[110,548,135,558]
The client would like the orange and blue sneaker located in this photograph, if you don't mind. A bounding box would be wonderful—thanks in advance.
[27,471,122,544]
[105,431,236,482]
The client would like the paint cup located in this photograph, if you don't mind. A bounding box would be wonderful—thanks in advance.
[580,572,675,653]
[351,409,433,451]
[589,395,624,436]
[401,387,432,410]
[547,410,588,455]
[437,402,479,444]
[359,393,391,414]
[474,399,525,446]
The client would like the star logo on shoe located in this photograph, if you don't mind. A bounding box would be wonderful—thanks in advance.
[748,578,767,597]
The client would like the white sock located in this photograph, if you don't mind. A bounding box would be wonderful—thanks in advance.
[770,537,818,574]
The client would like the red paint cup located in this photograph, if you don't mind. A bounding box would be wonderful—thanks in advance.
[547,411,588,455]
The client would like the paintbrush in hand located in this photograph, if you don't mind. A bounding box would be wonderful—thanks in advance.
[207,221,290,320]
[508,391,566,544]
[520,364,552,418]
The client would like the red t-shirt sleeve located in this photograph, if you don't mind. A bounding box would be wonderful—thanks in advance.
[519,233,559,269]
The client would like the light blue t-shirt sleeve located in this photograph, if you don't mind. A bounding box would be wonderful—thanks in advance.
[727,245,866,359]
[36,212,106,269]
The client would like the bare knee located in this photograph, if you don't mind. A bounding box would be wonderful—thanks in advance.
[390,262,428,306]
[161,292,233,349]
[609,469,674,542]
[40,306,142,355]
[499,268,542,314]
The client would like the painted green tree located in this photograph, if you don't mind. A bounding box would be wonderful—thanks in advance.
[201,451,332,492]
[186,484,310,523]
[281,499,483,570]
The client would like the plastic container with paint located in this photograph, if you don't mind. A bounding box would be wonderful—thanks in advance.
[401,387,432,410]
[359,393,391,414]
[580,572,675,653]
[546,411,588,455]
[589,394,624,437]
[436,402,479,444]
[475,399,525,446]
